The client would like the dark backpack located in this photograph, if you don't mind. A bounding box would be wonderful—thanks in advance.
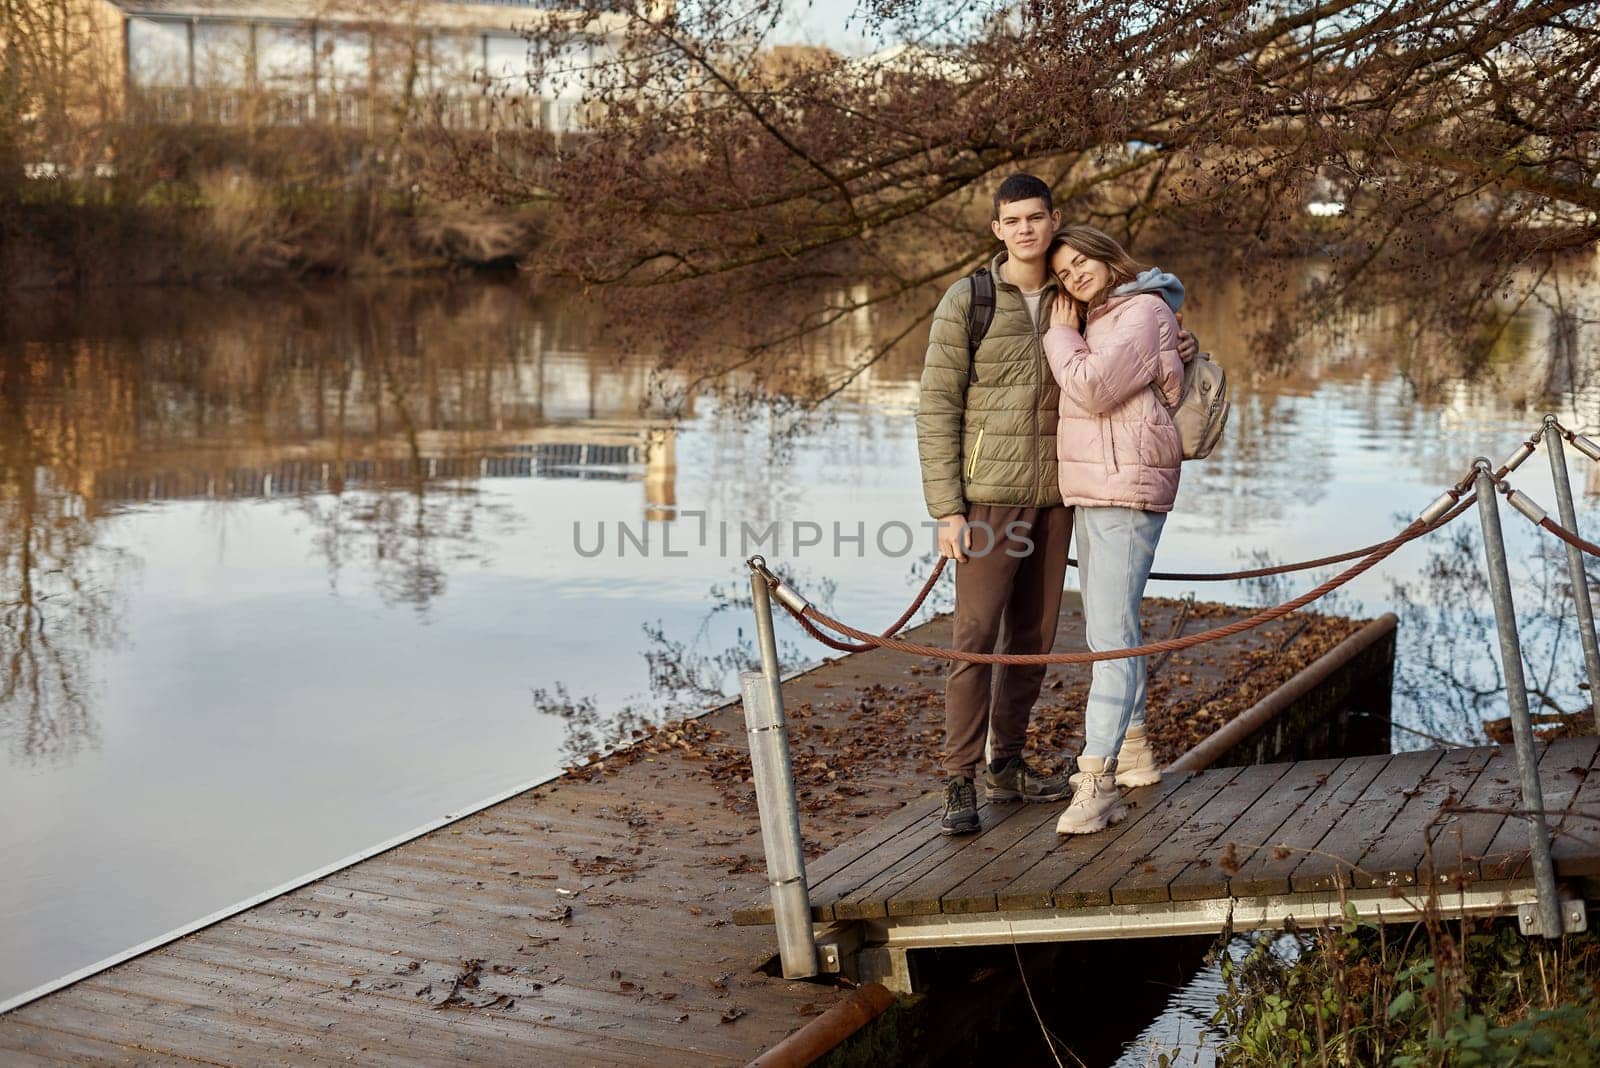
[966,267,995,383]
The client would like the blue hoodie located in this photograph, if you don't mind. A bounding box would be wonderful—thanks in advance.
[1113,267,1185,313]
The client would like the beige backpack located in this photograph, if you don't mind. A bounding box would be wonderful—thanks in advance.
[1156,352,1229,460]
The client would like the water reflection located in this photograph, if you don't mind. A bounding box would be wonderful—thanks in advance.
[1390,520,1598,747]
[0,282,688,767]
[537,561,921,766]
[0,343,134,763]
[2,258,1599,1010]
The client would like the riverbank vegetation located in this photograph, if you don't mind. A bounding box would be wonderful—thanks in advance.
[0,124,546,287]
[1213,912,1600,1066]
[0,0,548,287]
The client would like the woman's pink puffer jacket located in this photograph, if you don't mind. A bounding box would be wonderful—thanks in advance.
[1043,291,1186,512]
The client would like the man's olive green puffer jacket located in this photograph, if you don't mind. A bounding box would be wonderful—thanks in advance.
[916,252,1064,519]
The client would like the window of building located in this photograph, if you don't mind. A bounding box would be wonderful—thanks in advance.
[484,35,532,95]
[257,25,313,92]
[128,18,190,88]
[194,22,251,89]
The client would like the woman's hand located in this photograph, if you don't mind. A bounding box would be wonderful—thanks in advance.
[1175,312,1199,361]
[1052,297,1083,333]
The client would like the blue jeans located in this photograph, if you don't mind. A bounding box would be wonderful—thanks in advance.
[1075,506,1167,759]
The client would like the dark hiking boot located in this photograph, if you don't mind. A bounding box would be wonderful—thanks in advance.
[940,776,979,835]
[984,755,1070,802]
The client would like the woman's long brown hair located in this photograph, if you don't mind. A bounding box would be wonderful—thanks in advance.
[1048,226,1147,326]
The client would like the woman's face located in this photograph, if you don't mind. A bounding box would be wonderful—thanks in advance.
[1051,246,1112,304]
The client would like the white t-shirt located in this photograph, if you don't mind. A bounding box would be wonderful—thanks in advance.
[1021,288,1043,326]
[1001,262,1046,327]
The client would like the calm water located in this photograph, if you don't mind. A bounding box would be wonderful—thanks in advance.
[3,271,1598,1057]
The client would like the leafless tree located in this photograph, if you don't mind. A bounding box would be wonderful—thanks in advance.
[427,0,1600,396]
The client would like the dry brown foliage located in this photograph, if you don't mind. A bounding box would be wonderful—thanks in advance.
[427,0,1600,392]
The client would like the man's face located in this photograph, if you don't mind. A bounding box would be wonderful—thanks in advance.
[990,197,1060,264]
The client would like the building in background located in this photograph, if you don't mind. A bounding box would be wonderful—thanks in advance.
[82,0,627,132]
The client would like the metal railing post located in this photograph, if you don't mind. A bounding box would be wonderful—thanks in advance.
[1474,461,1564,939]
[1543,416,1600,732]
[745,558,819,979]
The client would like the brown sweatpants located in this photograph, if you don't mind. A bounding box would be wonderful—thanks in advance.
[943,503,1074,778]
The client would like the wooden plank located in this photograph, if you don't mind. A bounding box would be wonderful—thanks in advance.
[347,845,723,904]
[139,942,771,1062]
[1111,762,1291,905]
[249,882,785,977]
[1351,745,1497,890]
[1288,750,1443,893]
[890,801,1067,915]
[833,802,1031,921]
[169,928,772,1035]
[199,915,822,1038]
[1054,766,1247,909]
[884,801,1062,916]
[1226,754,1389,898]
[196,904,811,1023]
[238,886,775,977]
[823,792,980,868]
[16,983,357,1067]
[991,776,1190,912]
[1551,737,1600,877]
[0,1018,173,1067]
[731,791,943,924]
[803,805,955,920]
[1481,737,1596,880]
[1168,757,1343,902]
[1421,744,1527,884]
[88,955,715,1067]
[82,966,507,1068]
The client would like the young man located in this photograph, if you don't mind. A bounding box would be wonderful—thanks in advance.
[917,173,1076,835]
[916,174,1195,835]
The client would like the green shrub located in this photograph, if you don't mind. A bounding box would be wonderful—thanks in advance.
[1214,906,1600,1066]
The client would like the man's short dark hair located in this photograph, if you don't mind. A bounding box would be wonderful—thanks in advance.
[993,174,1053,220]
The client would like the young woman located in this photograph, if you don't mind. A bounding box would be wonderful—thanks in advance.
[1043,226,1189,835]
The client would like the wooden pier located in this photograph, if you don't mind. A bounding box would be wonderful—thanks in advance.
[0,597,1394,1065]
[736,737,1600,993]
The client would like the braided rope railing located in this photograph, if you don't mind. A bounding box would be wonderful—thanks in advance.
[1484,476,1600,557]
[762,417,1597,667]
[787,462,1490,656]
[757,490,1477,666]
[787,426,1560,657]
[1536,516,1600,559]
[790,558,948,654]
[1125,430,1541,583]
[1486,422,1600,558]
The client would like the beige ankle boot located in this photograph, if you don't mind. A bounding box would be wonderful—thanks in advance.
[1056,756,1128,835]
[1114,726,1162,788]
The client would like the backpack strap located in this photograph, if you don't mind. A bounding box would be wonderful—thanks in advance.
[967,267,995,382]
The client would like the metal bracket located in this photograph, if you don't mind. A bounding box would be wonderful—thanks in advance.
[814,921,864,977]
[1518,892,1587,937]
